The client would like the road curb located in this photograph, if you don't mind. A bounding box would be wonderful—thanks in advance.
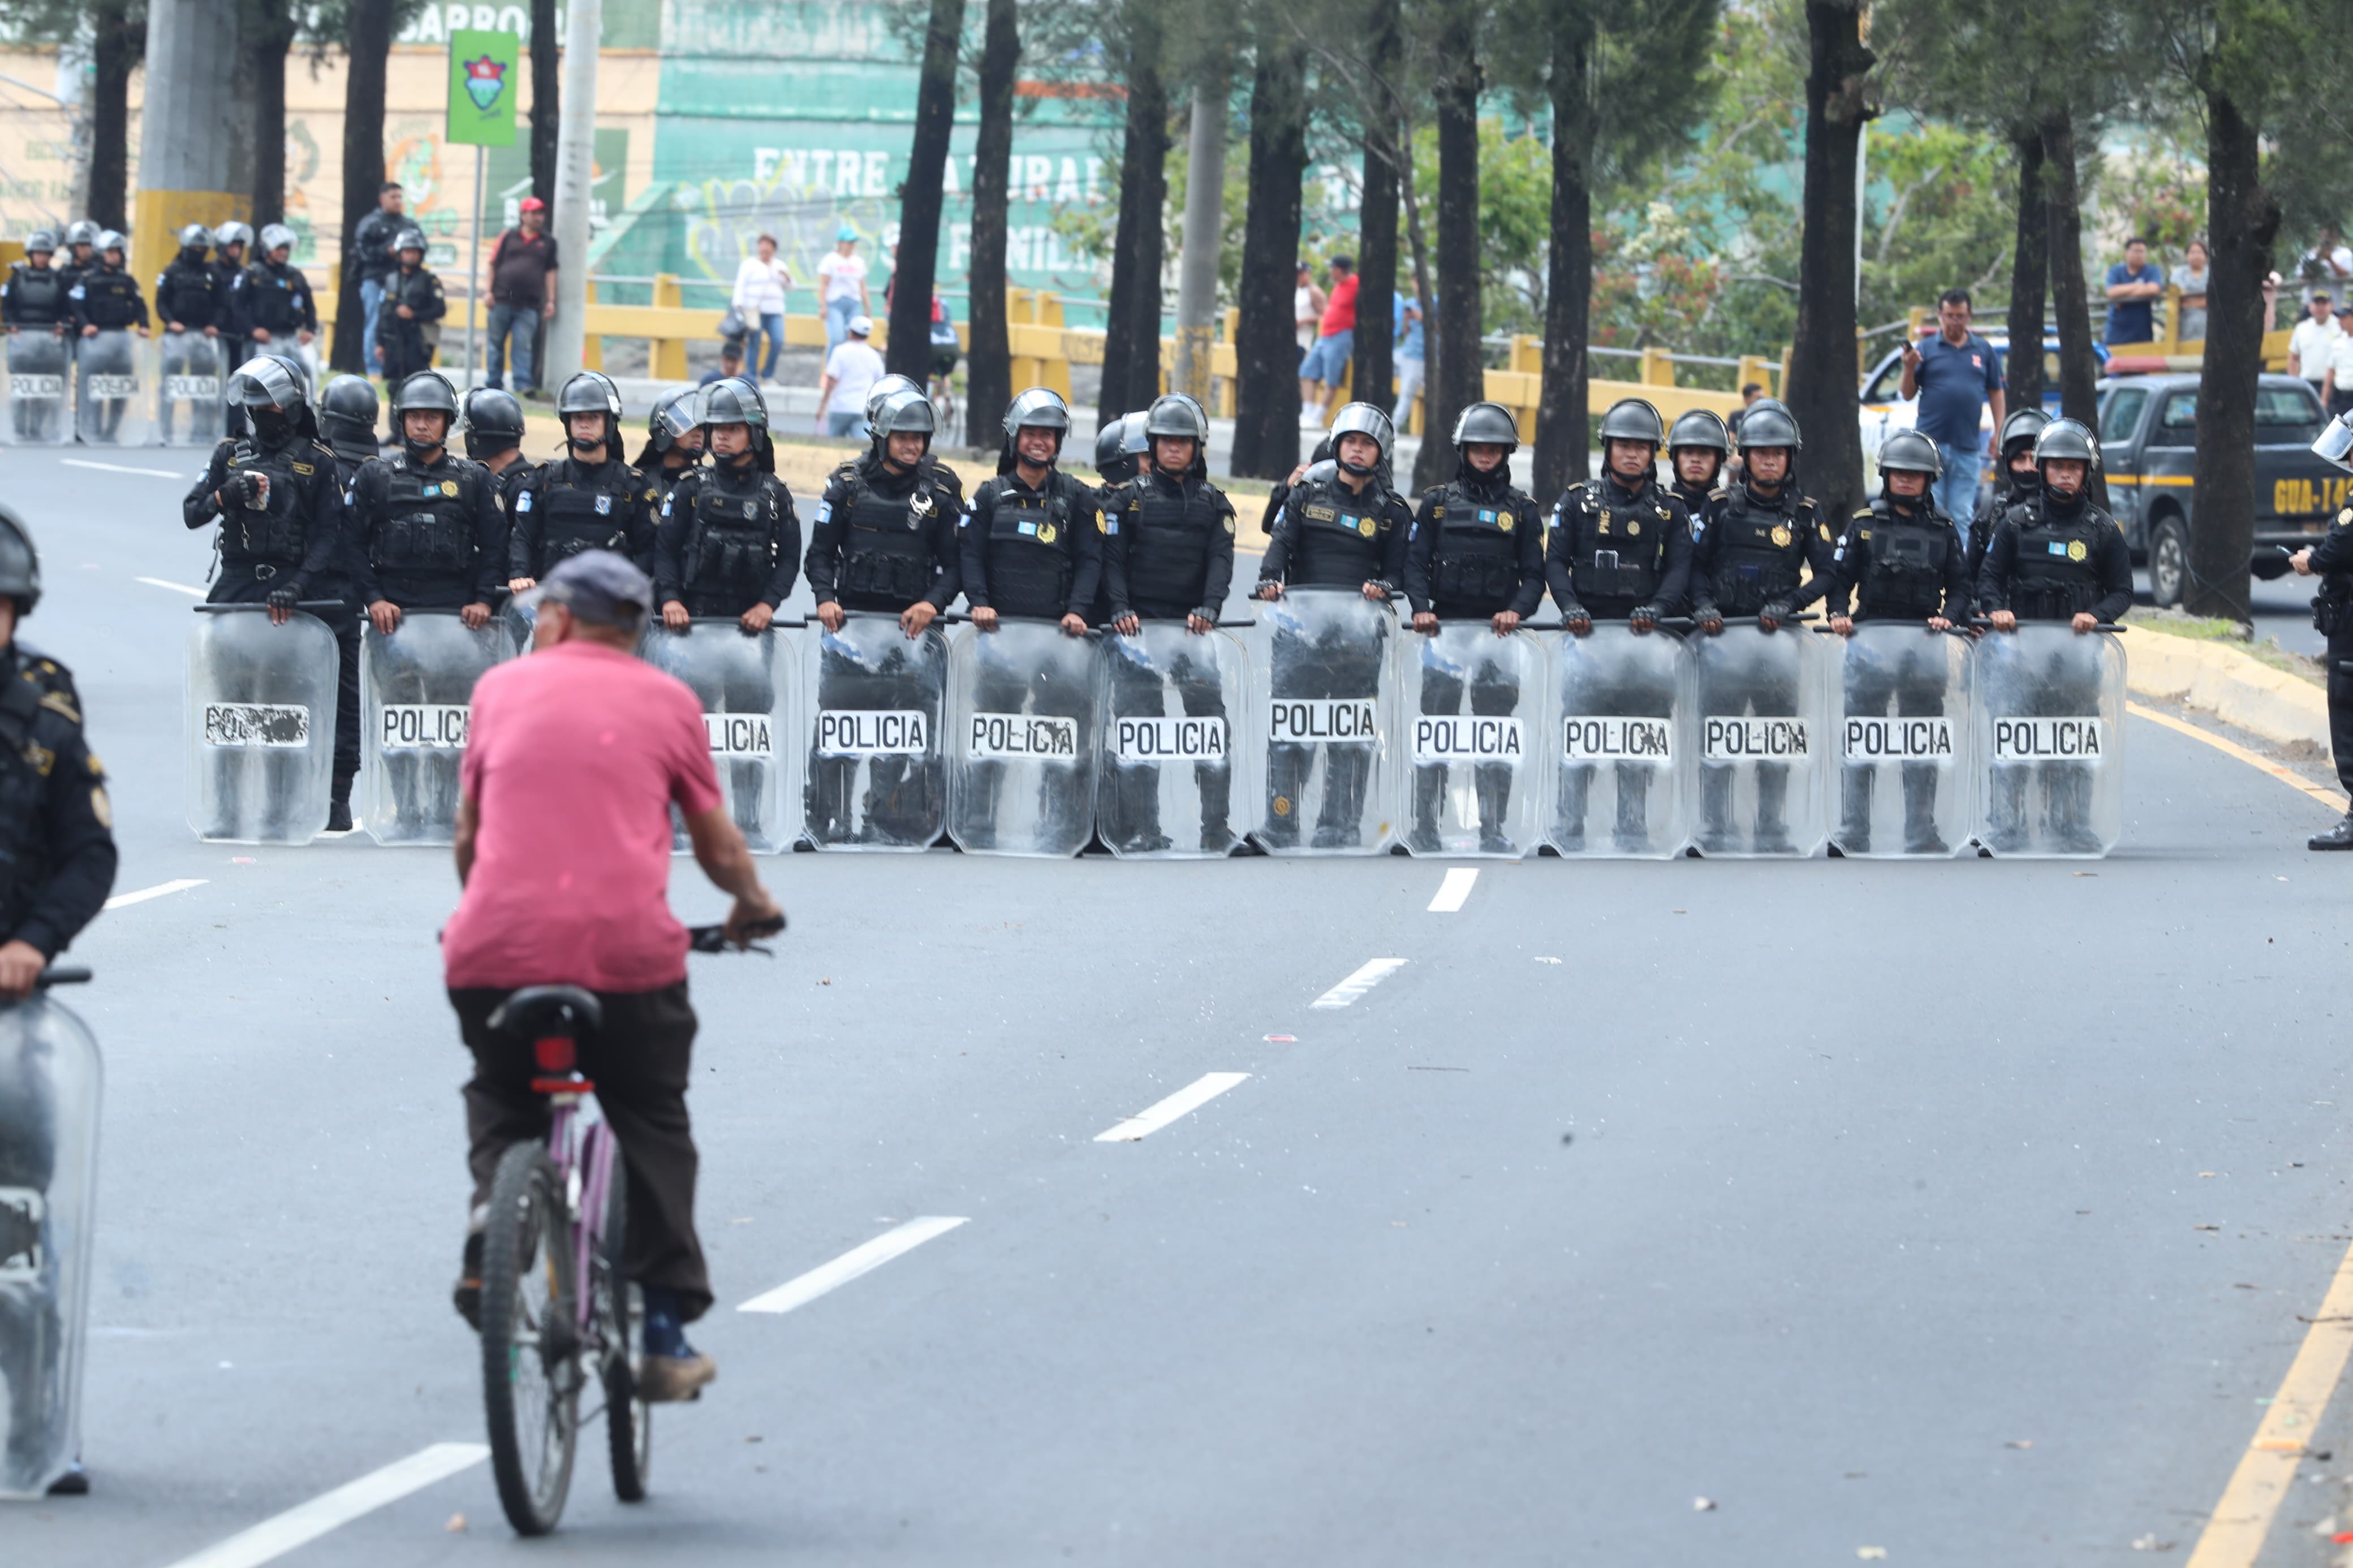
[2125,632,2330,751]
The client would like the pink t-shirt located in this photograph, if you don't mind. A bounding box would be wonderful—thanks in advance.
[442,641,723,992]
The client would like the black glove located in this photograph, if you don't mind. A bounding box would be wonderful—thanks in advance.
[1758,598,1794,628]
[1562,606,1593,634]
[265,585,299,614]
[1693,602,1725,632]
[238,470,271,509]
[1630,603,1661,627]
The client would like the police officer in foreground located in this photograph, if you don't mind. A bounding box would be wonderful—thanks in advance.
[318,376,382,491]
[227,223,318,367]
[0,506,115,1499]
[510,372,656,593]
[156,224,225,443]
[183,358,361,828]
[207,222,252,339]
[1976,417,2131,852]
[1546,397,1695,852]
[655,375,799,628]
[1825,429,1973,854]
[1,232,71,442]
[634,387,706,503]
[348,372,505,633]
[376,227,444,386]
[1970,405,2049,586]
[1666,407,1730,521]
[67,231,149,443]
[2294,502,2353,849]
[1402,400,1545,854]
[55,222,98,297]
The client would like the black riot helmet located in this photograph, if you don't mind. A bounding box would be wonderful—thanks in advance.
[1667,407,1731,456]
[1736,397,1803,453]
[1094,414,1135,483]
[0,505,43,617]
[635,386,703,468]
[1121,410,1151,462]
[393,226,428,263]
[1000,386,1071,473]
[390,370,460,459]
[1142,394,1208,475]
[24,229,55,259]
[175,223,212,256]
[1998,405,2050,459]
[228,355,309,444]
[1327,402,1394,476]
[462,386,525,461]
[1597,398,1667,448]
[865,373,925,425]
[701,375,775,472]
[870,386,938,469]
[557,370,622,455]
[1451,401,1521,453]
[1877,427,1944,482]
[2032,417,2099,472]
[318,374,381,462]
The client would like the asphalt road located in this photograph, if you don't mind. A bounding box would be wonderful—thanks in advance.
[5,442,2353,1566]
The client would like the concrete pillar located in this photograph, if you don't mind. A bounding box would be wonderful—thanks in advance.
[132,0,244,296]
[1172,65,1228,406]
[540,0,602,388]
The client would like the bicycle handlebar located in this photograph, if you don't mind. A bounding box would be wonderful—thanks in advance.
[686,912,786,956]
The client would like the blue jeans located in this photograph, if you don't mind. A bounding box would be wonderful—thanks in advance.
[747,312,785,379]
[825,296,858,349]
[1299,329,1354,387]
[825,409,868,438]
[358,277,386,375]
[1933,440,1980,544]
[486,303,537,392]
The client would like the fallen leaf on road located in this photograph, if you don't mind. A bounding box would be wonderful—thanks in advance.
[2200,1172,2218,1178]
[1693,1496,1716,1511]
[2131,1535,2176,1552]
[2006,1439,2033,1449]
[2196,1224,2221,1232]
[446,1513,467,1532]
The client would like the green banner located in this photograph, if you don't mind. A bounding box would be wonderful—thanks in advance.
[447,30,520,147]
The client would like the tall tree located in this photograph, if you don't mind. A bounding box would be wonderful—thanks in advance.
[965,0,1019,444]
[1230,29,1309,477]
[240,0,299,227]
[531,0,559,202]
[888,0,967,381]
[1100,3,1171,423]
[1783,0,1875,522]
[2003,128,2047,414]
[1412,0,1484,491]
[85,0,143,230]
[1348,0,1400,426]
[330,0,397,374]
[2039,106,2102,500]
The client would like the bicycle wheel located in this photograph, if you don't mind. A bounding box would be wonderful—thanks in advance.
[598,1144,652,1501]
[480,1141,581,1536]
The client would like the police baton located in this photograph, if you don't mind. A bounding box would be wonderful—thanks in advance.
[1967,615,2125,634]
[192,599,348,614]
[34,965,88,988]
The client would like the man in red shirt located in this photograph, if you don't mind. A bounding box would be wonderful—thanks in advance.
[1298,254,1359,429]
[443,551,779,1402]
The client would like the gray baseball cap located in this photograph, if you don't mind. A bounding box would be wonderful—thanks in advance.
[535,550,652,632]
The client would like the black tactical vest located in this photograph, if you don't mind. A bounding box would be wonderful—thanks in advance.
[838,466,941,603]
[76,268,141,330]
[1124,477,1221,612]
[531,459,635,566]
[242,262,304,331]
[685,470,781,609]
[6,263,64,323]
[1285,472,1389,588]
[982,474,1076,619]
[372,453,477,574]
[2007,497,2110,619]
[1855,500,1953,621]
[221,438,312,567]
[1429,478,1525,612]
[0,650,84,942]
[158,258,217,326]
[1704,485,1809,612]
[1566,480,1673,603]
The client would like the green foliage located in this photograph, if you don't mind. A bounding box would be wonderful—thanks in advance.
[1403,118,1552,335]
[1857,115,2018,322]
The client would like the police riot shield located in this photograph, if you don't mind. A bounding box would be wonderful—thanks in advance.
[641,621,798,854]
[1545,623,1693,858]
[946,620,1102,858]
[1249,589,1399,855]
[499,597,538,657]
[802,613,949,850]
[1832,623,1973,858]
[0,332,72,447]
[156,330,225,447]
[1096,623,1249,859]
[0,992,101,1500]
[360,610,512,846]
[187,606,342,844]
[1396,622,1544,858]
[74,328,156,447]
[1973,623,2126,858]
[1689,623,1833,858]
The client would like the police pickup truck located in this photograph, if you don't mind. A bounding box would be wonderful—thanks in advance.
[2092,372,2349,607]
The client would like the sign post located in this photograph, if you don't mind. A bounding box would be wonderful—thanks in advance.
[446,29,519,391]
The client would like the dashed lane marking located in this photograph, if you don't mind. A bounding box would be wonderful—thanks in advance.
[159,1442,488,1568]
[2127,701,2344,813]
[63,457,190,478]
[1428,867,1479,912]
[738,1216,969,1314]
[137,576,205,597]
[1093,1072,1251,1142]
[1311,957,1407,1008]
[104,878,205,910]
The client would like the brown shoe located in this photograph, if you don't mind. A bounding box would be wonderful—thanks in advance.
[637,1351,718,1403]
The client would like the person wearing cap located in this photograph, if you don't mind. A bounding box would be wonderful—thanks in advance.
[510,371,657,593]
[1970,406,2049,589]
[348,370,505,637]
[66,230,149,443]
[700,336,747,387]
[375,227,444,387]
[815,313,886,438]
[817,225,870,349]
[156,224,222,443]
[1,232,70,442]
[227,223,317,368]
[443,547,781,1405]
[348,181,407,377]
[653,375,799,630]
[634,386,706,503]
[485,195,558,399]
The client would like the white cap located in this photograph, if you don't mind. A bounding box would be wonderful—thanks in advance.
[847,314,873,338]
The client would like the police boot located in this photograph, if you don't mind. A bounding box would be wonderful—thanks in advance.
[1118,762,1171,854]
[1408,766,1446,854]
[1555,764,1595,852]
[326,769,356,835]
[809,757,859,843]
[1475,762,1514,856]
[1264,746,1309,848]
[1753,762,1796,855]
[1900,762,1947,855]
[732,760,769,848]
[861,756,910,844]
[1838,766,1875,854]
[2309,811,2353,850]
[1698,766,1736,854]
[1314,748,1367,850]
[961,762,1003,852]
[1613,763,1653,855]
[2057,766,2105,855]
[1196,758,1232,852]
[1984,768,2029,854]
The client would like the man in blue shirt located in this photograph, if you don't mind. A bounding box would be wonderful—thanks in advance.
[1393,290,1428,427]
[1898,287,2006,538]
[2104,236,2165,344]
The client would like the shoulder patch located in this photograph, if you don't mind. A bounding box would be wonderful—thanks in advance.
[291,460,314,476]
[37,690,80,724]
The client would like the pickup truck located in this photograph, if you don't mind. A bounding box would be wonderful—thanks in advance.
[2092,372,2352,606]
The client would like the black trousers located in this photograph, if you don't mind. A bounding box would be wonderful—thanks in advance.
[7,330,68,442]
[208,569,363,792]
[2328,629,2353,797]
[450,982,713,1322]
[1265,624,1383,845]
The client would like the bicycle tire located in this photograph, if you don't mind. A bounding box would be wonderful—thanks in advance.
[600,1150,652,1501]
[480,1141,580,1536]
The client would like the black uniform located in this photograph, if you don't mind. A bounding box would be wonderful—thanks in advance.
[802,454,966,844]
[1099,466,1239,853]
[1970,462,2039,589]
[512,455,660,583]
[0,260,71,442]
[226,257,317,367]
[1401,461,1545,852]
[206,251,245,340]
[155,252,225,442]
[2307,506,2353,804]
[653,459,798,616]
[66,264,147,442]
[375,262,445,386]
[1824,495,1973,852]
[1544,472,1694,850]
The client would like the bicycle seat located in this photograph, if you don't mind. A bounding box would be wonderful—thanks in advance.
[488,985,603,1039]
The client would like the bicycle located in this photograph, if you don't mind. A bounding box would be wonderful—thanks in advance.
[476,914,784,1536]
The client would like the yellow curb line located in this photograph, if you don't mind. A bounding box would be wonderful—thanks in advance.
[2126,701,2345,813]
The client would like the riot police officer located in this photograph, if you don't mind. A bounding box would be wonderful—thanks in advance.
[1402,400,1544,854]
[67,231,149,443]
[156,224,224,443]
[511,372,657,591]
[1970,405,2049,587]
[1,232,71,442]
[459,386,531,507]
[55,221,98,297]
[227,223,318,366]
[1256,401,1410,848]
[182,357,362,828]
[1824,429,1973,854]
[208,221,252,340]
[376,226,443,386]
[655,375,799,627]
[634,386,706,502]
[1976,417,2132,852]
[1099,394,1238,852]
[1666,407,1730,520]
[318,375,381,490]
[2292,504,2353,848]
[1088,411,1149,628]
[347,371,505,632]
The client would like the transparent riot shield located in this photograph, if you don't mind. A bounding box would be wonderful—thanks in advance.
[1546,623,1692,858]
[499,597,538,657]
[643,620,798,853]
[360,610,512,846]
[1689,623,1833,858]
[156,330,225,447]
[1973,624,2126,858]
[1249,589,1398,854]
[1096,623,1249,859]
[0,991,100,1500]
[946,620,1102,858]
[1832,623,1973,858]
[74,328,155,448]
[0,331,72,447]
[1397,622,1544,858]
[187,606,342,844]
[802,613,949,850]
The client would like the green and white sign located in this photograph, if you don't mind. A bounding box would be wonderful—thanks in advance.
[447,29,520,147]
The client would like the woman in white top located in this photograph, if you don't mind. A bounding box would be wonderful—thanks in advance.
[731,234,792,381]
[2171,239,2209,344]
[1294,260,1325,364]
[816,227,871,350]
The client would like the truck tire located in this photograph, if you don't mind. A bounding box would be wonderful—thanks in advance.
[2149,514,2189,608]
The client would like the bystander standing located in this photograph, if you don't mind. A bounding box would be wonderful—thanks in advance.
[1298,254,1358,428]
[2289,291,2343,407]
[483,197,557,400]
[1392,290,1427,428]
[1294,261,1325,370]
[817,227,869,349]
[700,338,747,388]
[348,182,406,378]
[2172,239,2210,343]
[1897,288,2005,541]
[2103,237,2165,344]
[2303,227,2353,301]
[731,235,792,383]
[814,314,885,437]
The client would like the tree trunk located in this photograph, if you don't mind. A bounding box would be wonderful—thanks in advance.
[2184,90,2278,623]
[1348,0,1400,420]
[529,0,560,202]
[243,0,298,228]
[332,0,396,374]
[86,0,140,231]
[2040,106,2102,507]
[1230,35,1307,478]
[1535,10,1594,504]
[2002,126,2047,416]
[1100,25,1169,421]
[965,0,1019,446]
[1785,0,1873,523]
[887,0,966,382]
[1414,2,1483,492]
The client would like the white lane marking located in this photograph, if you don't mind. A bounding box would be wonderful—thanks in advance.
[1428,867,1479,912]
[737,1216,968,1315]
[160,1442,488,1568]
[1094,1071,1251,1142]
[1311,957,1408,1008]
[137,575,205,597]
[63,457,189,478]
[104,877,206,910]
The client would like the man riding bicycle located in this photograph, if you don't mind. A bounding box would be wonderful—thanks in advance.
[442,551,780,1402]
